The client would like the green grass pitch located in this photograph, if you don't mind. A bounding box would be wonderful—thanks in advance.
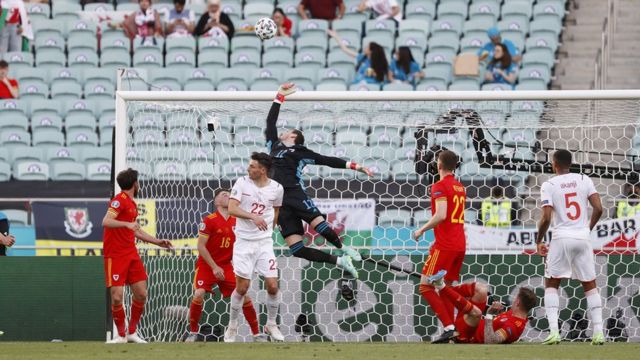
[1,342,639,360]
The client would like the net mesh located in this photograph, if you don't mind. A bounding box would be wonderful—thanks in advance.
[120,96,640,343]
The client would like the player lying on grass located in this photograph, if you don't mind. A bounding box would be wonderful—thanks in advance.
[426,270,537,344]
[263,83,372,279]
[186,189,265,342]
[102,168,173,343]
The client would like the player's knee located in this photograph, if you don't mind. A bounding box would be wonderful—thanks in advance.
[472,282,488,304]
[265,282,279,295]
[469,305,483,319]
[110,288,124,305]
[133,289,148,302]
[193,289,206,302]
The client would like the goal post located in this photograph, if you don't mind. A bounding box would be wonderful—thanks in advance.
[112,88,640,342]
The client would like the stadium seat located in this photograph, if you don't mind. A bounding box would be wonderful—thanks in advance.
[52,2,81,22]
[231,37,262,53]
[68,50,99,69]
[65,113,97,133]
[243,3,274,19]
[392,160,418,182]
[51,163,86,181]
[153,161,188,181]
[423,63,453,85]
[32,113,63,131]
[294,49,327,69]
[188,161,218,180]
[127,161,153,180]
[518,65,551,86]
[167,130,199,147]
[133,130,166,148]
[1,129,31,149]
[336,129,367,146]
[525,33,559,56]
[522,50,555,71]
[14,162,49,181]
[464,17,496,36]
[378,209,412,228]
[0,113,28,132]
[285,67,318,87]
[369,127,402,147]
[67,130,99,148]
[198,35,229,57]
[198,50,229,69]
[30,99,61,118]
[329,33,361,54]
[81,147,111,163]
[120,68,149,91]
[3,51,33,69]
[133,48,163,69]
[85,82,115,101]
[405,0,437,22]
[10,146,45,165]
[33,19,65,39]
[86,162,112,181]
[365,19,397,39]
[250,67,283,85]
[461,35,490,53]
[15,68,46,85]
[428,33,460,53]
[35,33,65,52]
[416,80,447,91]
[262,50,294,69]
[166,37,197,52]
[328,51,357,68]
[296,36,328,53]
[383,83,414,91]
[481,83,514,91]
[449,80,481,91]
[19,80,49,100]
[529,17,562,37]
[166,50,196,69]
[35,48,66,69]
[65,99,96,117]
[46,147,81,166]
[51,80,82,101]
[470,0,500,23]
[132,113,165,131]
[298,19,329,38]
[533,1,566,22]
[230,49,261,68]
[85,3,114,12]
[26,2,50,21]
[362,35,394,54]
[397,33,427,54]
[501,0,533,20]
[0,162,11,181]
[349,83,380,91]
[67,20,98,51]
[332,18,363,38]
[217,80,248,91]
[498,17,530,38]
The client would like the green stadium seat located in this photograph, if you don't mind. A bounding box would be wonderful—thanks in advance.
[32,128,64,147]
[133,130,166,148]
[165,50,198,70]
[14,162,50,181]
[231,36,262,52]
[296,36,328,53]
[481,83,513,91]
[428,33,460,53]
[33,19,65,39]
[133,36,165,50]
[85,3,114,12]
[1,129,30,148]
[522,50,554,71]
[437,1,469,24]
[405,0,437,22]
[0,114,28,132]
[498,16,530,37]
[349,83,380,91]
[67,130,99,148]
[529,17,562,37]
[29,99,60,118]
[533,1,566,21]
[166,37,197,52]
[250,77,280,91]
[336,129,367,146]
[127,161,153,180]
[230,49,261,68]
[26,2,50,21]
[65,113,97,133]
[168,130,199,147]
[365,19,397,39]
[15,68,46,85]
[416,80,447,91]
[35,33,65,52]
[3,51,33,69]
[327,50,356,68]
[397,33,427,54]
[470,0,500,22]
[383,83,414,91]
[198,50,229,69]
[52,2,81,22]
[244,2,274,19]
[32,113,63,131]
[65,99,96,117]
[51,80,82,101]
[101,33,131,52]
[378,209,413,228]
[392,160,418,182]
[86,162,111,181]
[285,67,318,86]
[19,80,49,100]
[187,161,217,180]
[518,65,551,85]
[431,19,463,37]
[68,32,98,53]
[317,67,352,86]
[332,18,363,38]
[464,17,496,35]
[461,34,490,53]
[46,147,81,165]
[262,50,293,69]
[10,146,45,164]
[52,162,86,180]
[298,19,329,38]
[133,48,163,69]
[220,2,242,21]
[525,33,559,55]
[329,33,361,53]
[449,79,481,91]
[399,19,430,38]
[0,162,11,181]
[423,63,453,84]
[85,81,115,101]
[81,147,111,163]
[502,0,533,19]
[220,160,246,180]
[35,48,66,69]
[295,49,327,69]
[67,18,97,38]
[198,35,229,53]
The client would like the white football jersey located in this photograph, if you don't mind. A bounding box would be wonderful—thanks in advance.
[230,176,284,241]
[540,173,598,240]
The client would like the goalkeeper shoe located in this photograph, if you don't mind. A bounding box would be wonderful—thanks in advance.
[224,322,238,343]
[106,335,127,344]
[342,246,362,262]
[542,331,561,345]
[264,323,285,342]
[184,333,198,343]
[591,332,605,345]
[127,332,147,344]
[431,328,459,344]
[337,255,359,279]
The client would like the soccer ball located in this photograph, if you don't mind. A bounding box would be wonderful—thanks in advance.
[255,17,277,40]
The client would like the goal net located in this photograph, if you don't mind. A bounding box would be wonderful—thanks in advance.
[114,88,640,343]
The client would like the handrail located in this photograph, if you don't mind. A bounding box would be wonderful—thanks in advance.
[596,0,616,89]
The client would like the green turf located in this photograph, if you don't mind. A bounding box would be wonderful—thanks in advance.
[0,342,638,360]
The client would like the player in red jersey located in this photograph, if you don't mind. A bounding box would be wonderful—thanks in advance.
[102,168,173,344]
[185,189,265,342]
[426,271,537,344]
[412,150,467,343]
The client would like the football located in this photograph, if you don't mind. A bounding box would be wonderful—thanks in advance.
[255,17,277,40]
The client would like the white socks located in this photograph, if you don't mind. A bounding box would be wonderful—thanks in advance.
[544,288,560,333]
[229,290,244,326]
[585,288,603,335]
[266,292,280,325]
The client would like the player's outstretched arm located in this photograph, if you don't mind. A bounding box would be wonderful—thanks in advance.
[134,228,173,249]
[265,83,296,152]
[588,193,603,231]
[197,234,224,280]
[228,199,268,231]
[413,199,447,241]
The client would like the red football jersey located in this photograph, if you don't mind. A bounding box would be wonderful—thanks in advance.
[474,310,528,344]
[196,211,236,268]
[103,192,138,258]
[430,174,467,251]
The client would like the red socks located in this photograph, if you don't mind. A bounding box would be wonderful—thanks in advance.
[243,300,260,335]
[128,299,145,335]
[440,286,475,314]
[111,304,126,337]
[189,298,204,333]
[420,284,453,327]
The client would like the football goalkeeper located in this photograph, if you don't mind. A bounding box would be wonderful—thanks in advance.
[264,83,372,279]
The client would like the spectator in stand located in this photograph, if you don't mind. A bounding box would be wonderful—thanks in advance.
[166,0,196,38]
[390,46,423,86]
[481,187,514,227]
[194,0,234,39]
[112,0,164,45]
[0,211,15,256]
[478,27,522,64]
[329,30,392,85]
[0,60,18,99]
[483,44,517,88]
[272,8,292,37]
[298,0,344,21]
[357,0,402,22]
[1,0,34,54]
[616,182,640,218]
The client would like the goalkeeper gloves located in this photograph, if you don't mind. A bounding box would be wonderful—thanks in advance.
[275,83,296,103]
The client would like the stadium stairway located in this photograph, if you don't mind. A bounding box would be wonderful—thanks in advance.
[605,0,640,89]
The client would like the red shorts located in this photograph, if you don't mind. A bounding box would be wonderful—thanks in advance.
[421,248,465,282]
[193,264,236,297]
[104,255,148,288]
[455,301,487,343]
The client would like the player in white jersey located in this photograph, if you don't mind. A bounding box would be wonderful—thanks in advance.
[535,149,605,345]
[225,152,285,342]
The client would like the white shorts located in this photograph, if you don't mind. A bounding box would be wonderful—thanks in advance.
[232,237,278,279]
[545,237,596,282]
